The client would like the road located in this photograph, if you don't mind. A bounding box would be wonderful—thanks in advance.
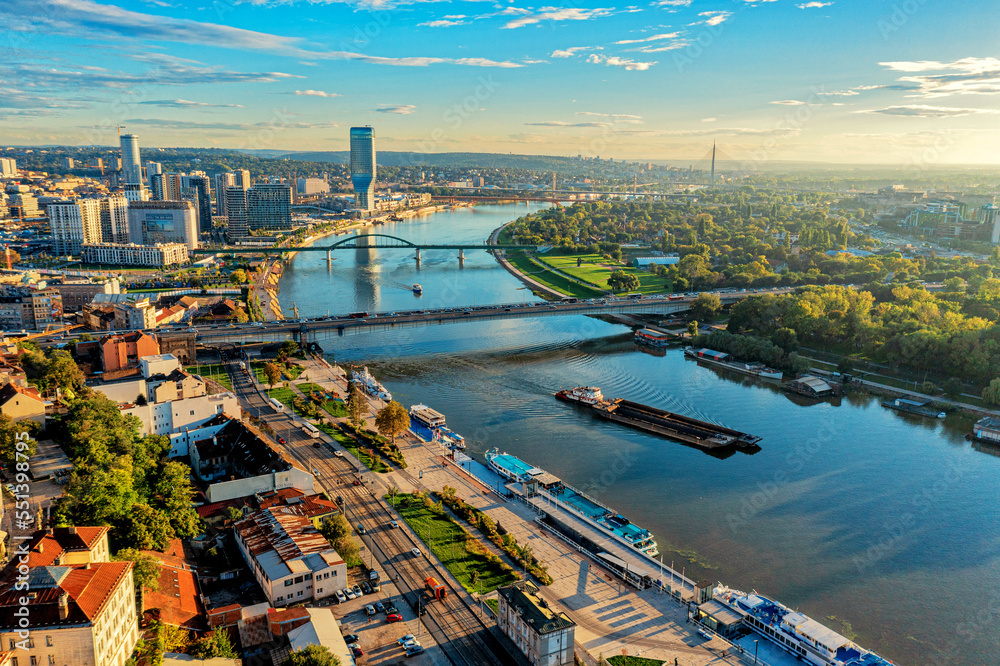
[215,346,510,666]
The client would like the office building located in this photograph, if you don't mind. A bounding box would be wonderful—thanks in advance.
[225,186,249,240]
[0,286,63,331]
[187,174,213,232]
[0,158,16,177]
[119,133,147,202]
[0,527,139,666]
[248,183,293,231]
[82,242,189,268]
[497,580,576,666]
[297,177,329,195]
[8,191,42,219]
[99,193,130,243]
[48,198,103,255]
[50,277,121,312]
[350,126,376,211]
[144,160,162,185]
[127,200,199,250]
[234,506,346,607]
[983,205,1000,244]
[213,172,235,216]
[150,173,165,201]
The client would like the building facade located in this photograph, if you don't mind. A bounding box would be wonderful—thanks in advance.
[82,242,188,268]
[119,133,146,202]
[0,287,63,331]
[350,126,376,211]
[497,581,576,666]
[296,178,329,195]
[49,278,120,313]
[248,183,293,231]
[126,200,199,250]
[187,174,213,233]
[0,158,16,177]
[98,195,130,244]
[48,198,102,255]
[225,186,249,240]
[99,331,159,372]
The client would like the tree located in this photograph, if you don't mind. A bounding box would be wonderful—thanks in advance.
[320,514,351,542]
[230,269,248,284]
[135,393,147,406]
[225,506,244,524]
[113,548,162,593]
[264,362,282,389]
[943,377,963,399]
[836,357,855,374]
[347,382,366,426]
[983,378,1000,406]
[607,270,639,293]
[190,630,238,660]
[42,349,85,398]
[771,327,799,353]
[0,415,39,469]
[689,293,722,322]
[279,340,300,360]
[374,401,409,443]
[687,320,699,337]
[283,644,342,666]
[120,504,175,551]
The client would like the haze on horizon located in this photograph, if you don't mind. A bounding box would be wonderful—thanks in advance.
[2,0,999,166]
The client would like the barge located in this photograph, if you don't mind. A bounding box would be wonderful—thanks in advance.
[968,416,1000,444]
[485,448,658,557]
[685,347,783,380]
[556,387,760,450]
[635,328,672,348]
[881,397,945,419]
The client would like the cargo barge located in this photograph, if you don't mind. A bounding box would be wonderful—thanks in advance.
[556,387,761,450]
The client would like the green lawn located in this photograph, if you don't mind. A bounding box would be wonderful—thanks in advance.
[505,250,605,299]
[608,657,665,666]
[266,386,296,406]
[318,423,390,472]
[538,254,672,295]
[485,598,499,614]
[392,494,520,594]
[296,383,349,417]
[185,364,232,391]
[283,363,305,381]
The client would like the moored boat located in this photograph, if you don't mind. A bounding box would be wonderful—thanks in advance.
[685,347,783,380]
[351,366,392,402]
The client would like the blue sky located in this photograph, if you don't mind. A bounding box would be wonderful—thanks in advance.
[2,0,999,164]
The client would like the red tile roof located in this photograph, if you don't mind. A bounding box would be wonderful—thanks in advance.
[0,562,132,628]
[24,527,109,568]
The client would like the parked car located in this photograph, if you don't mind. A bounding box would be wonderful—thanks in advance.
[343,634,359,644]
[361,581,372,595]
[386,613,403,623]
[345,588,356,600]
[365,605,376,617]
[351,646,364,658]
[385,603,398,615]
[335,590,347,603]
[375,601,385,613]
[352,584,363,597]
[405,645,425,657]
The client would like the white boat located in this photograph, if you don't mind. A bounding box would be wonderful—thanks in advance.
[412,283,422,294]
[554,386,604,405]
[351,366,392,402]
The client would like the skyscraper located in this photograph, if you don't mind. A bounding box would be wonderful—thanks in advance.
[99,194,130,243]
[187,175,213,233]
[119,133,146,202]
[225,186,248,241]
[49,199,103,255]
[248,183,293,231]
[350,126,376,211]
[127,200,199,250]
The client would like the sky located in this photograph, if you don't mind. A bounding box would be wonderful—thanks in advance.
[2,0,1000,165]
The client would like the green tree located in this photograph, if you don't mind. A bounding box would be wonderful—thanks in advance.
[689,292,722,322]
[982,378,1000,406]
[0,415,39,468]
[264,362,282,389]
[319,514,351,542]
[190,630,238,660]
[121,504,175,551]
[113,548,162,593]
[687,320,699,337]
[43,349,85,398]
[943,377,964,399]
[836,357,855,374]
[771,327,799,353]
[278,340,300,360]
[230,269,248,284]
[346,382,366,425]
[374,400,409,443]
[153,461,202,538]
[607,270,639,293]
[283,644,342,666]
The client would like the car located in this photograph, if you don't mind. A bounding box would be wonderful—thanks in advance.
[390,520,398,528]
[277,437,286,445]
[312,442,321,448]
[386,613,403,623]
[375,601,385,613]
[334,450,344,457]
[361,581,372,595]
[365,605,376,616]
[397,634,417,646]
[345,588,356,600]
[405,645,425,657]
[411,548,421,557]
[352,584,363,597]
[385,603,398,615]
[343,634,359,644]
[335,590,347,603]
[351,646,364,658]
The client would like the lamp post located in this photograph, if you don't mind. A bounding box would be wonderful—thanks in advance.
[754,639,759,665]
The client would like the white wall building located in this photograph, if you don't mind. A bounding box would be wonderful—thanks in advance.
[497,581,576,666]
[99,194,130,243]
[48,198,102,255]
[82,242,189,267]
[0,158,17,176]
[127,200,199,250]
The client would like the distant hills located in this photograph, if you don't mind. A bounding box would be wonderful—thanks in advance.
[240,150,597,171]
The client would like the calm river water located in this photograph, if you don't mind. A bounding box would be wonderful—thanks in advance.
[280,204,1000,665]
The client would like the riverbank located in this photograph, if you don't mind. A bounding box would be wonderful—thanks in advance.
[489,222,606,300]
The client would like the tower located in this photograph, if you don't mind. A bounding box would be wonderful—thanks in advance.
[119,133,146,201]
[710,141,716,187]
[350,126,376,212]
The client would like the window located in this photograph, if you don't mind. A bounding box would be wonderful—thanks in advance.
[305,573,312,580]
[294,576,303,584]
[48,657,56,665]
[317,588,323,594]
[45,637,52,647]
[297,591,303,597]
[284,579,293,587]
[29,657,37,666]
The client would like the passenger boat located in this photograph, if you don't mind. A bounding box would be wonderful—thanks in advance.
[412,283,423,294]
[635,328,671,347]
[351,366,391,402]
[685,347,783,380]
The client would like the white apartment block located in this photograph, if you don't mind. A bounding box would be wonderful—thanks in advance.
[497,581,576,666]
[48,198,102,255]
[81,242,188,267]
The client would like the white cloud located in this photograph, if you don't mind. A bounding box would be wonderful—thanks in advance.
[615,32,680,44]
[878,57,1000,97]
[856,104,1000,118]
[551,46,593,58]
[377,104,417,114]
[525,120,612,127]
[503,7,614,29]
[138,99,244,108]
[586,54,655,70]
[655,0,692,6]
[293,89,338,97]
[419,19,466,27]
[797,1,833,7]
[696,10,732,26]
[702,117,717,122]
[770,100,806,105]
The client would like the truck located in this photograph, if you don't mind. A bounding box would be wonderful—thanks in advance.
[424,577,447,600]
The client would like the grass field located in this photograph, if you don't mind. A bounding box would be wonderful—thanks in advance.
[265,386,296,406]
[393,493,520,594]
[283,363,305,381]
[538,254,672,295]
[185,364,232,391]
[608,657,665,666]
[505,250,605,299]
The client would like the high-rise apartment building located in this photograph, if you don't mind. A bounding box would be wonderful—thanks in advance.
[0,158,17,177]
[225,186,249,240]
[187,174,213,232]
[127,200,199,250]
[248,183,293,231]
[144,160,162,185]
[297,177,330,195]
[119,133,147,202]
[99,194,130,243]
[62,157,75,169]
[49,198,103,255]
[350,126,376,211]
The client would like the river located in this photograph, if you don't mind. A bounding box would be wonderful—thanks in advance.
[279,203,1000,666]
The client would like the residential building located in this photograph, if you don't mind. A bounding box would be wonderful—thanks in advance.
[233,505,346,607]
[225,186,249,240]
[213,172,236,216]
[350,126,376,211]
[50,277,121,313]
[256,488,338,528]
[82,242,188,268]
[90,157,104,171]
[496,580,576,666]
[187,174,213,233]
[189,417,289,484]
[296,178,329,196]
[99,330,159,373]
[62,157,75,169]
[48,198,102,255]
[0,158,16,177]
[113,297,157,331]
[7,192,41,219]
[0,287,63,331]
[0,383,46,424]
[140,540,205,631]
[248,183,293,231]
[98,194,130,243]
[0,526,138,666]
[983,205,1000,244]
[127,200,199,250]
[120,133,147,202]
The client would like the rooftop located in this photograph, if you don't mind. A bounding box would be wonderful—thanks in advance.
[235,506,344,582]
[0,561,132,629]
[498,580,575,636]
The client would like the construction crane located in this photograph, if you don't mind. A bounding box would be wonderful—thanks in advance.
[21,323,84,342]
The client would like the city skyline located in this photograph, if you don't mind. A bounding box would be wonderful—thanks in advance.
[1,0,999,164]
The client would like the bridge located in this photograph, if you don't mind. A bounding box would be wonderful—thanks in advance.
[149,289,793,346]
[191,233,540,265]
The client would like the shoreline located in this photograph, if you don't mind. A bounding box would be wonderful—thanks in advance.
[487,221,567,300]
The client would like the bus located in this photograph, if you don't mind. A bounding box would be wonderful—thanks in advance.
[269,397,285,413]
[301,422,321,438]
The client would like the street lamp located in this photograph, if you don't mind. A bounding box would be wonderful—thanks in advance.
[754,639,758,665]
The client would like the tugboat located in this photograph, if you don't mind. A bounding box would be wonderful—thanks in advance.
[554,387,604,405]
[412,283,423,295]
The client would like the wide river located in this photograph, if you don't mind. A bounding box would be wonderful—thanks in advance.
[280,204,1000,665]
